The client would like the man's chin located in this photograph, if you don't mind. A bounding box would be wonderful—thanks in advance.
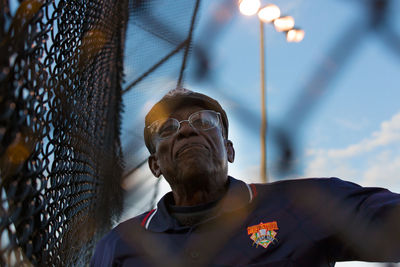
[175,149,208,165]
[174,156,214,177]
[177,159,209,176]
[175,146,208,160]
[173,151,226,180]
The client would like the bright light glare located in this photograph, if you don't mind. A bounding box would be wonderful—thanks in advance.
[286,29,305,42]
[274,16,295,32]
[258,4,280,23]
[239,0,261,16]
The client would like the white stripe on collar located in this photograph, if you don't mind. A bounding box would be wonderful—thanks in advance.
[145,208,158,230]
[245,183,253,203]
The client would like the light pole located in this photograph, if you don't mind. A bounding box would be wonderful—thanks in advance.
[238,0,304,183]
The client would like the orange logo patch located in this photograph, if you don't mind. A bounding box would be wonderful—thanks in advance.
[247,221,278,248]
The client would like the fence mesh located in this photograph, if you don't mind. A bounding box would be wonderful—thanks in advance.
[0,0,128,265]
[2,0,398,266]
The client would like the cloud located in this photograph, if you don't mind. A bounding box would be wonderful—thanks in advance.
[333,117,368,131]
[307,112,400,159]
[303,155,359,179]
[229,164,262,184]
[303,112,400,192]
[362,152,400,190]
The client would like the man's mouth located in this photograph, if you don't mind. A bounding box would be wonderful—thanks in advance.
[175,144,207,157]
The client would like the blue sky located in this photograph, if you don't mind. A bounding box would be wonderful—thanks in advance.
[122,0,400,212]
[122,1,400,265]
[6,0,398,265]
[182,0,400,192]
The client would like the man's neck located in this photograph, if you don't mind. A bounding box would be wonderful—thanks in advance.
[170,179,228,206]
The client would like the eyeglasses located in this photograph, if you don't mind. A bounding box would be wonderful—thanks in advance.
[148,110,222,140]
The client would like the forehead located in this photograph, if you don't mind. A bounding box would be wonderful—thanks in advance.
[168,104,206,120]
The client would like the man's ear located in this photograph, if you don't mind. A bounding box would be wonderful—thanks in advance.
[226,140,235,163]
[148,154,162,177]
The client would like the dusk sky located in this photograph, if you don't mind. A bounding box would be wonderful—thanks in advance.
[5,0,399,265]
[121,1,400,265]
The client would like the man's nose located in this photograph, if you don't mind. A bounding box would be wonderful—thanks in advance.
[176,120,197,138]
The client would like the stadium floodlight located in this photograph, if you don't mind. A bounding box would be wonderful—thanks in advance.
[258,4,281,23]
[274,16,295,32]
[238,0,261,16]
[237,2,304,183]
[286,29,305,42]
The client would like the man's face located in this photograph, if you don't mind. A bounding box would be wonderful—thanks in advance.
[148,105,234,190]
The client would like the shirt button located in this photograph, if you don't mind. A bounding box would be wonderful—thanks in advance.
[190,251,200,259]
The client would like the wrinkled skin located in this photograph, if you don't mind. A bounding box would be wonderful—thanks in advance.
[148,105,235,206]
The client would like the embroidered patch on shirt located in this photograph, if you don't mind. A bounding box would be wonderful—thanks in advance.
[247,221,278,248]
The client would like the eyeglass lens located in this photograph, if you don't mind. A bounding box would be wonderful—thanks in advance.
[154,110,220,139]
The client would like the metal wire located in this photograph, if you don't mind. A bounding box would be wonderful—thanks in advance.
[0,0,127,265]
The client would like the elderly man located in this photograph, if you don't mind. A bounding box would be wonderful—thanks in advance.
[91,88,400,266]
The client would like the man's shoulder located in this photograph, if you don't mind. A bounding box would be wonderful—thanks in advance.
[93,211,154,249]
[248,177,399,209]
[250,177,349,190]
[114,209,157,234]
[247,177,375,201]
[91,212,154,266]
[96,210,153,245]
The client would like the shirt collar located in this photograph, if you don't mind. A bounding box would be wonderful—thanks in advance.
[145,176,254,232]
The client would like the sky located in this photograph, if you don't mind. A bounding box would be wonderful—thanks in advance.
[121,0,400,266]
[4,0,399,265]
[182,0,400,191]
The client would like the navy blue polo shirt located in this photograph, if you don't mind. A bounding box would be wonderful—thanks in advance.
[91,177,400,266]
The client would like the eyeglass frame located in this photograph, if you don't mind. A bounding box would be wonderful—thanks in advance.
[147,109,224,144]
